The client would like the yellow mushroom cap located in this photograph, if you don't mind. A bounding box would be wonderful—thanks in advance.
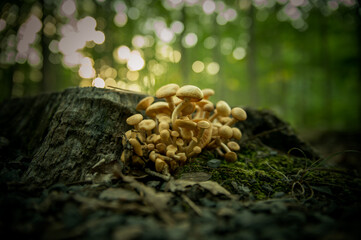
[136,96,154,111]
[219,125,233,139]
[202,88,215,99]
[193,146,202,154]
[197,120,211,129]
[196,99,212,108]
[139,119,156,132]
[176,85,204,102]
[126,114,143,126]
[225,151,237,162]
[181,102,196,116]
[203,103,214,112]
[155,158,167,172]
[145,102,171,118]
[174,119,197,130]
[231,107,247,121]
[227,141,240,151]
[156,83,179,99]
[129,138,143,156]
[232,127,242,140]
[216,100,231,117]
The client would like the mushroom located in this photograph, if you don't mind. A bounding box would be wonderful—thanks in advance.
[155,158,169,174]
[171,130,179,144]
[225,107,247,126]
[188,146,202,158]
[139,119,156,138]
[156,142,167,154]
[202,88,215,100]
[181,102,196,118]
[136,96,154,111]
[126,114,143,131]
[208,100,231,122]
[166,144,178,159]
[194,99,212,119]
[145,102,172,120]
[219,125,233,141]
[147,143,155,151]
[232,127,242,140]
[129,138,143,156]
[203,102,214,119]
[216,138,237,162]
[158,121,169,132]
[174,119,197,141]
[186,120,210,154]
[227,141,240,151]
[171,85,204,126]
[160,129,171,145]
[149,150,172,162]
[155,83,179,111]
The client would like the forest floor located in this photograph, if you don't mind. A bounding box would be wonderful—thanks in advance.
[1,130,361,240]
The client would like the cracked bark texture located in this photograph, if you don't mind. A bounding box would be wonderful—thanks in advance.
[0,87,318,186]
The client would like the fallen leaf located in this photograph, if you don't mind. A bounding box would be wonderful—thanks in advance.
[166,179,232,197]
[99,187,140,201]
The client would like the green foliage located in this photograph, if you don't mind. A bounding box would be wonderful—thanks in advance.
[0,0,360,131]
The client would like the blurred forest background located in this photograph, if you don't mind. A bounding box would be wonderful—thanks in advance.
[0,0,360,133]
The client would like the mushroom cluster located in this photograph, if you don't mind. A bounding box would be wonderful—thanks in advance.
[122,84,247,175]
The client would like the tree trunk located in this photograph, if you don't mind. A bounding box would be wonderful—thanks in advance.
[0,87,318,186]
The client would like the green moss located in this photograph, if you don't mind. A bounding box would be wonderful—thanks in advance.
[176,143,361,202]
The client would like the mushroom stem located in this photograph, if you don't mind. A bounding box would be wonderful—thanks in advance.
[171,100,188,126]
[208,110,218,122]
[215,147,224,157]
[166,96,175,111]
[225,118,237,127]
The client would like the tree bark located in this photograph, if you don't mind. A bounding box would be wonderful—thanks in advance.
[0,87,318,186]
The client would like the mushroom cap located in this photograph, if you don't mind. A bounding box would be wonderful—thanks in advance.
[216,100,231,117]
[176,85,204,102]
[219,125,233,139]
[219,116,232,124]
[173,96,183,106]
[145,102,171,118]
[126,114,143,126]
[181,102,196,116]
[176,138,184,146]
[232,127,242,140]
[203,103,214,112]
[139,119,156,131]
[197,120,210,129]
[225,151,237,162]
[129,138,143,156]
[231,107,247,121]
[202,88,215,99]
[156,83,179,98]
[159,121,170,132]
[158,115,171,123]
[192,146,202,154]
[174,119,197,130]
[196,99,212,108]
[166,144,178,152]
[227,141,240,151]
[136,96,154,111]
[171,131,179,138]
[155,158,167,172]
[160,129,170,140]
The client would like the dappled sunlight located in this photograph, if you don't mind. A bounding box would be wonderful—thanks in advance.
[0,0,359,130]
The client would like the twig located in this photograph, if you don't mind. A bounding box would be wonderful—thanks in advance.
[181,194,203,216]
[145,168,171,181]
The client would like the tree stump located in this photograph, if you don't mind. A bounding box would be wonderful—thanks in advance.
[0,87,318,186]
